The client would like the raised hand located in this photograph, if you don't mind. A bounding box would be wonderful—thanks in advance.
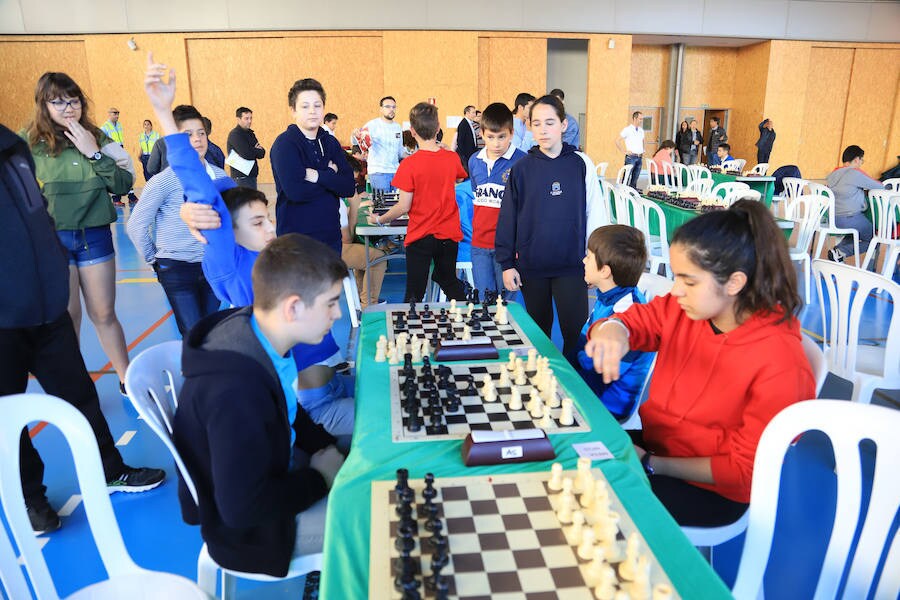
[63,119,100,158]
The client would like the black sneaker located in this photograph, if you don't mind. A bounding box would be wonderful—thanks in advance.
[27,501,61,535]
[828,247,846,263]
[334,361,352,375]
[119,381,128,400]
[107,466,165,493]
[111,194,124,207]
[127,192,139,205]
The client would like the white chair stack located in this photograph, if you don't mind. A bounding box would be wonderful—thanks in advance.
[670,162,690,191]
[684,178,713,196]
[861,189,900,279]
[615,163,634,186]
[711,181,751,207]
[721,159,746,172]
[595,161,609,178]
[883,178,900,192]
[777,176,809,219]
[747,163,769,176]
[0,393,210,600]
[809,182,860,262]
[784,194,830,302]
[811,259,900,404]
[732,400,900,600]
[687,164,712,185]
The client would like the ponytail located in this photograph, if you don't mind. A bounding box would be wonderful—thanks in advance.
[672,199,800,322]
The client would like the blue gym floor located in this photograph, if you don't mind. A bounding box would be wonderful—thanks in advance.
[4,200,897,599]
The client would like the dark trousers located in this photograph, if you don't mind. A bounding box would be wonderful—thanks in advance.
[139,153,151,181]
[624,155,642,189]
[0,312,125,505]
[757,149,771,164]
[627,430,748,527]
[155,259,221,336]
[519,273,587,366]
[233,175,257,190]
[405,235,466,303]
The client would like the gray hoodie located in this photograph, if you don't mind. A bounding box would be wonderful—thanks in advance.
[826,166,884,216]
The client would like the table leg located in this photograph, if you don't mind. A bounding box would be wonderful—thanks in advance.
[364,235,372,307]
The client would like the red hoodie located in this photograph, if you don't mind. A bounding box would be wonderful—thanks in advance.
[589,294,815,502]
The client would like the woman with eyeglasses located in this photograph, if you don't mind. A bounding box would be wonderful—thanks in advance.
[24,72,133,395]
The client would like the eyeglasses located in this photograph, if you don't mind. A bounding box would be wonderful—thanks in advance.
[382,105,397,110]
[48,98,82,111]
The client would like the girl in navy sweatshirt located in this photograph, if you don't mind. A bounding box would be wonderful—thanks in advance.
[495,95,606,364]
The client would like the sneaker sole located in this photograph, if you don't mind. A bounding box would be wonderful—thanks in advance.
[107,479,164,494]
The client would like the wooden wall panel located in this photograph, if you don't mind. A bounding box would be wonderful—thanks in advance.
[681,47,737,109]
[629,45,669,108]
[730,42,770,166]
[798,47,854,179]
[585,34,632,172]
[841,48,900,175]
[481,37,547,109]
[887,73,900,179]
[761,41,810,169]
[477,37,491,110]
[0,40,91,135]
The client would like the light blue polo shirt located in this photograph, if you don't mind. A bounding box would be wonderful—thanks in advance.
[250,315,298,453]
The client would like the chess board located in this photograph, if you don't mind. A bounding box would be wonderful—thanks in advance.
[385,303,532,352]
[369,470,679,599]
[389,362,589,442]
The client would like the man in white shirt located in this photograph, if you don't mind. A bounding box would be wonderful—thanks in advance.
[354,97,404,192]
[615,111,644,189]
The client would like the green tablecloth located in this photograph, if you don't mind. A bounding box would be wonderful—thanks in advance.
[319,303,731,599]
[711,171,775,208]
[640,196,794,242]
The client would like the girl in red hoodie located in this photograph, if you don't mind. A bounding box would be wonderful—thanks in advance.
[585,199,815,526]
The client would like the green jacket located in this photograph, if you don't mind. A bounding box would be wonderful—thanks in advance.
[25,131,133,230]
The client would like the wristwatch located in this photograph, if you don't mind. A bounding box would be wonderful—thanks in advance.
[640,452,655,476]
[88,151,102,161]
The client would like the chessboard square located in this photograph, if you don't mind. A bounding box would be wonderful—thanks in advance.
[501,513,532,530]
[513,420,540,430]
[516,568,557,594]
[448,532,480,553]
[470,499,499,515]
[528,510,560,530]
[463,407,488,418]
[512,549,545,569]
[483,403,510,414]
[445,414,468,425]
[494,496,527,515]
[492,483,519,498]
[477,532,510,550]
[523,495,553,512]
[443,500,474,519]
[486,571,523,594]
[468,366,489,374]
[536,528,570,547]
[487,412,513,423]
[480,549,517,572]
[452,552,485,572]
[446,516,477,534]
[517,479,548,497]
[550,566,586,589]
[472,514,505,533]
[441,486,468,501]
[504,528,540,549]
[453,572,491,599]
[540,544,580,569]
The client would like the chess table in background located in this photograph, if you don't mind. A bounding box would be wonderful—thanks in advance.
[370,469,679,599]
[384,302,532,352]
[389,361,590,442]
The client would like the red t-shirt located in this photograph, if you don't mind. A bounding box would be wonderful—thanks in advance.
[392,149,466,245]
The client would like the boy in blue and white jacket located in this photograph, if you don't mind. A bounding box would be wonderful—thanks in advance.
[577,225,654,420]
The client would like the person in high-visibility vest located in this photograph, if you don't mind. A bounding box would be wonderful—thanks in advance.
[138,119,160,181]
[100,107,138,205]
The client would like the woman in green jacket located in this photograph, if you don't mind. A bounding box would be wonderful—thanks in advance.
[25,72,133,393]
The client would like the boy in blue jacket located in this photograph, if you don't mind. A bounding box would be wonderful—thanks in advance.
[577,225,654,420]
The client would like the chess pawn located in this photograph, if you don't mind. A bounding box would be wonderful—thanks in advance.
[628,555,652,600]
[388,345,401,365]
[538,410,553,430]
[529,396,544,419]
[618,533,642,581]
[506,351,517,372]
[508,387,523,410]
[410,340,422,363]
[568,510,586,545]
[462,324,472,340]
[548,462,564,491]
[546,379,561,408]
[556,492,575,524]
[482,374,497,402]
[421,338,431,358]
[559,398,575,426]
[526,348,537,371]
[514,362,527,386]
[595,511,620,546]
[577,528,597,560]
[449,299,457,313]
[466,302,475,317]
[594,565,618,600]
[375,341,387,363]
[498,369,511,387]
[454,309,463,323]
[574,457,592,493]
[496,301,509,325]
[580,475,596,509]
[586,545,608,588]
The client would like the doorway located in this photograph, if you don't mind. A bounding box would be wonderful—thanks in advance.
[547,39,588,149]
[678,108,729,159]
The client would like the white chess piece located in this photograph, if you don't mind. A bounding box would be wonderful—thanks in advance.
[388,344,400,365]
[526,348,537,371]
[587,545,608,587]
[575,457,592,489]
[577,528,597,560]
[559,398,575,426]
[506,351,517,372]
[410,342,421,363]
[508,387,523,410]
[450,299,457,312]
[462,324,472,341]
[498,369,511,387]
[594,565,618,600]
[618,533,641,582]
[569,510,586,545]
[454,309,463,323]
[652,584,674,600]
[548,462,564,491]
[628,555,652,600]
[546,379,560,408]
[496,299,508,325]
[556,492,574,524]
[420,338,431,358]
[529,396,544,419]
[467,302,475,317]
[482,374,497,402]
[375,338,387,362]
[514,362,527,386]
[538,410,553,429]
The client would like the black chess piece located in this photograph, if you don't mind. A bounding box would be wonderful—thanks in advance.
[472,288,480,305]
[432,575,449,600]
[394,522,415,553]
[395,313,406,330]
[470,318,482,331]
[429,411,443,427]
[466,376,477,394]
[407,408,422,432]
[438,308,447,323]
[403,353,413,370]
[422,304,432,318]
[394,556,421,596]
[408,300,417,318]
[422,473,437,501]
[395,468,410,493]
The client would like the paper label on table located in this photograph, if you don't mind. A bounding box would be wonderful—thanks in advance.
[572,441,614,461]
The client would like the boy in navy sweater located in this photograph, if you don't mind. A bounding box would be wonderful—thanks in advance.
[468,102,527,297]
[577,225,654,420]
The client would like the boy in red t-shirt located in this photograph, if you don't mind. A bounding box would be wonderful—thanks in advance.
[368,102,468,301]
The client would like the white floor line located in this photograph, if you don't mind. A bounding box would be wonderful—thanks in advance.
[116,430,136,446]
[58,494,83,517]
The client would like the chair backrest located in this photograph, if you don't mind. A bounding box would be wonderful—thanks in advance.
[811,259,900,383]
[124,341,199,505]
[732,400,900,600]
[735,189,762,203]
[800,333,827,395]
[595,161,609,177]
[713,181,751,206]
[781,177,809,201]
[599,178,615,226]
[637,272,674,300]
[616,163,634,185]
[638,196,671,257]
[688,164,712,181]
[721,159,744,172]
[671,162,690,190]
[867,190,900,240]
[749,163,769,176]
[613,184,644,229]
[807,182,838,226]
[0,394,146,598]
[785,194,830,254]
[684,178,713,196]
[883,177,900,192]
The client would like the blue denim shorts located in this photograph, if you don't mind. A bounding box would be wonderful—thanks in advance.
[57,226,115,267]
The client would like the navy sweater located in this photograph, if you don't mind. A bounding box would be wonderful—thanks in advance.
[271,125,355,253]
[495,143,591,278]
[175,307,335,577]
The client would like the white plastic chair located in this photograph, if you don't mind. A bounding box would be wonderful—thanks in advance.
[800,333,828,396]
[777,176,809,219]
[637,196,673,278]
[861,190,900,279]
[712,181,751,207]
[681,512,749,562]
[637,272,674,301]
[599,179,615,227]
[670,162,690,190]
[810,182,861,262]
[343,274,361,328]
[615,164,634,186]
[883,178,900,192]
[0,393,209,600]
[430,261,475,303]
[684,178,713,196]
[732,400,900,600]
[784,194,829,302]
[647,160,675,189]
[812,259,900,404]
[747,163,769,176]
[721,159,746,172]
[124,345,322,600]
[687,164,712,184]
[595,161,609,178]
[612,184,643,229]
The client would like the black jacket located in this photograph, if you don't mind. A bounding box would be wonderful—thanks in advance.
[756,121,776,154]
[175,307,335,577]
[456,118,478,173]
[227,126,265,178]
[0,124,69,328]
[676,128,701,156]
[706,127,727,156]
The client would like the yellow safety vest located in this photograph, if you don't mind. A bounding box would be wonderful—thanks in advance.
[101,121,124,145]
[139,131,159,154]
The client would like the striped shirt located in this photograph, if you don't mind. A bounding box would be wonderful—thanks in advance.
[126,161,225,264]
